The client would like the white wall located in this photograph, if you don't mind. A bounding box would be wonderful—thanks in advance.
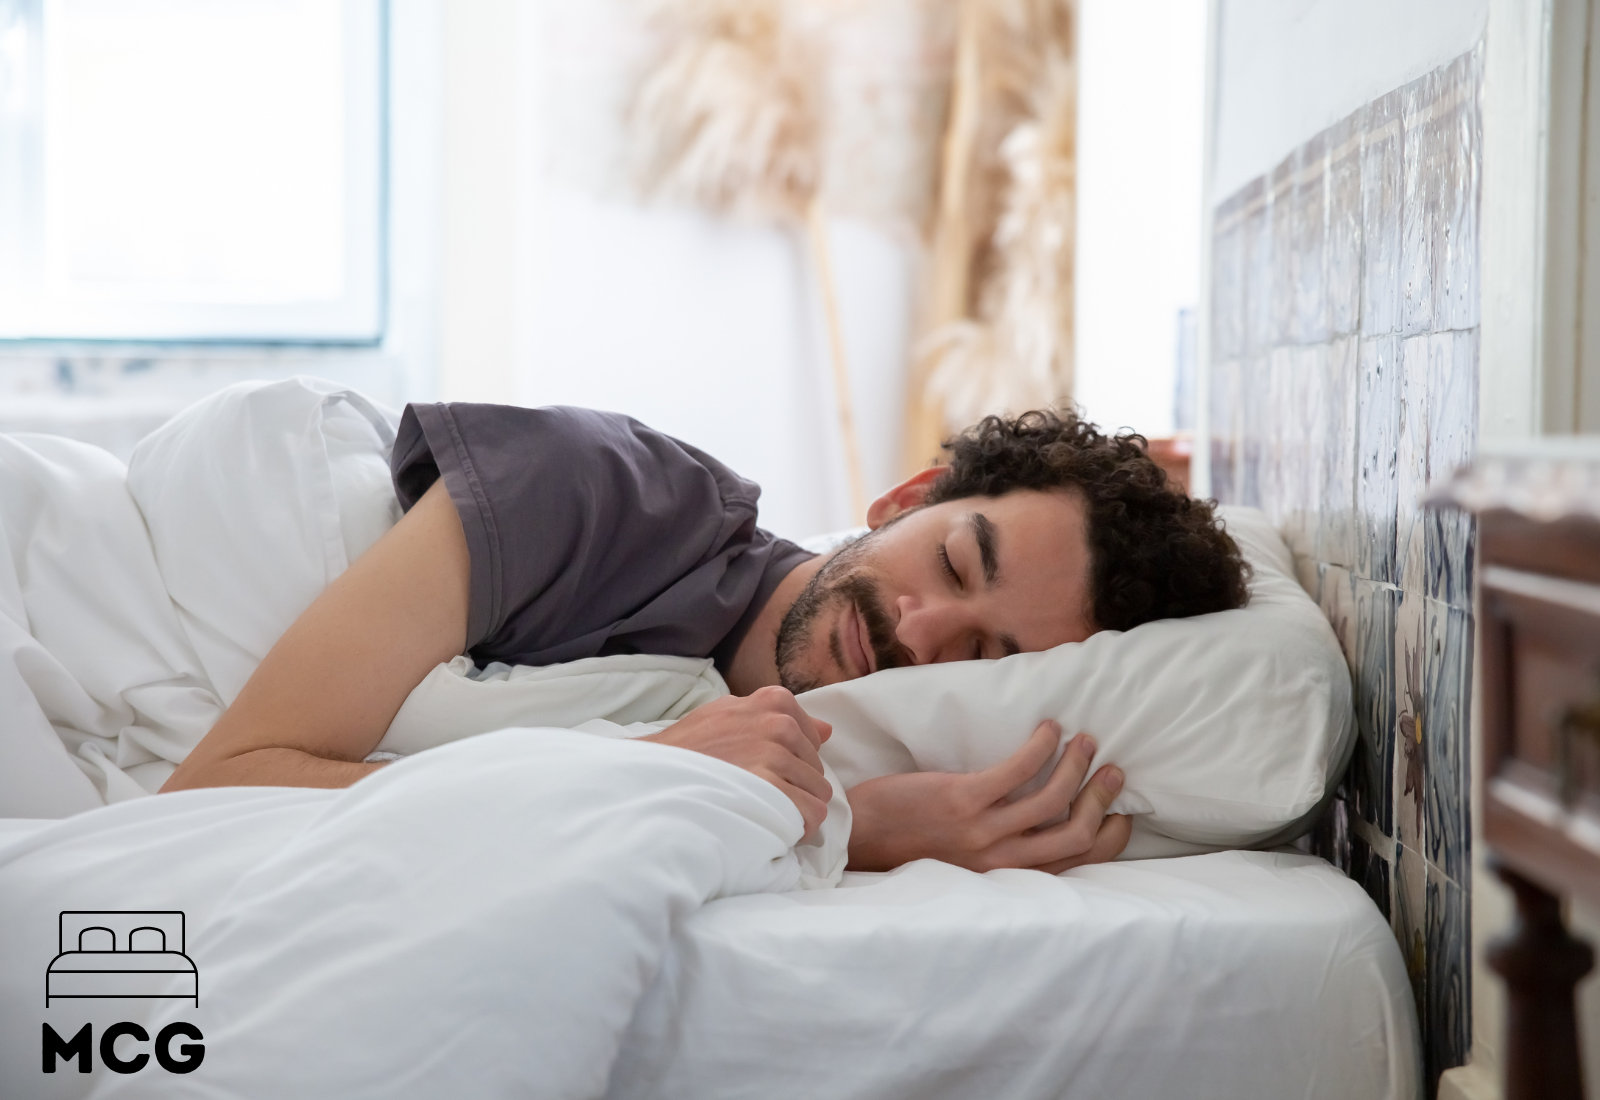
[435,0,919,539]
[1212,0,1489,200]
[1073,0,1208,440]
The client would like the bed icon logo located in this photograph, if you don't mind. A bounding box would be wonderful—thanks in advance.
[46,910,198,1007]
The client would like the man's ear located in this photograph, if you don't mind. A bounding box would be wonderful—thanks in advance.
[866,465,947,529]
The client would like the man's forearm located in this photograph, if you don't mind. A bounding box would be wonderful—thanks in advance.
[162,746,387,793]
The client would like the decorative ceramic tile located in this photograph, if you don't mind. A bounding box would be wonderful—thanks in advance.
[1211,197,1246,362]
[1394,841,1429,1036]
[1425,865,1470,1087]
[1318,336,1359,570]
[1425,328,1478,609]
[1423,599,1472,883]
[1435,48,1482,334]
[1208,48,1481,1080]
[1208,356,1240,504]
[1238,353,1271,509]
[1350,579,1397,833]
[1349,820,1394,922]
[1292,134,1330,345]
[1394,589,1427,856]
[1270,156,1297,345]
[1400,69,1440,336]
[1309,793,1352,874]
[1355,335,1401,585]
[1240,178,1274,355]
[1395,335,1431,595]
[1361,88,1404,337]
[1261,346,1296,526]
[1327,110,1364,337]
[1315,563,1357,666]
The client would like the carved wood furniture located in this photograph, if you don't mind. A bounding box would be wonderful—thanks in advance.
[1436,445,1600,1100]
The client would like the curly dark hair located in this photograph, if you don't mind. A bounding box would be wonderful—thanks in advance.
[924,409,1250,632]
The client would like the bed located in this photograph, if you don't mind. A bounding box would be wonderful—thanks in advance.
[0,379,1422,1097]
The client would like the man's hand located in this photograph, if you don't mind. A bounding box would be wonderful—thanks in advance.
[843,721,1130,873]
[643,686,833,839]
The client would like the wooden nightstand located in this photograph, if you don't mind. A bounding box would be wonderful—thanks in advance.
[1434,445,1600,1100]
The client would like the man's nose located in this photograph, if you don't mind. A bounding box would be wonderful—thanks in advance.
[894,594,971,665]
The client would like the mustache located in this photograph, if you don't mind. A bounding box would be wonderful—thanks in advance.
[836,574,909,673]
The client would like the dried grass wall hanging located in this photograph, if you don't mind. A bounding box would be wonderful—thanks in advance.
[907,0,1078,469]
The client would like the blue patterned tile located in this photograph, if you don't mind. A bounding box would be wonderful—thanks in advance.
[1211,197,1247,362]
[1362,87,1404,336]
[1425,866,1470,1089]
[1310,794,1352,874]
[1349,823,1394,922]
[1350,580,1398,834]
[1237,354,1271,509]
[1395,335,1432,594]
[1424,329,1478,608]
[1423,599,1472,883]
[1292,134,1329,345]
[1400,69,1441,335]
[1355,335,1401,584]
[1435,48,1482,333]
[1394,841,1429,1035]
[1327,110,1364,337]
[1318,337,1359,569]
[1240,178,1274,354]
[1270,156,1297,345]
[1207,356,1240,503]
[1394,590,1427,856]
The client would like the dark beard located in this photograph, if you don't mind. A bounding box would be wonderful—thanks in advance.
[775,534,908,693]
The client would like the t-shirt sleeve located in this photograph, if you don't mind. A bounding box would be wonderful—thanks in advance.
[389,402,770,663]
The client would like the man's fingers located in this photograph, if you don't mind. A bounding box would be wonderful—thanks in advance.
[775,780,830,840]
[752,684,829,749]
[767,750,833,809]
[771,719,828,781]
[991,732,1097,834]
[975,720,1060,803]
[1034,813,1133,875]
[1003,763,1124,867]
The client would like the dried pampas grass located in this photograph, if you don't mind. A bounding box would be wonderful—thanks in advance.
[922,0,1077,434]
[629,0,820,221]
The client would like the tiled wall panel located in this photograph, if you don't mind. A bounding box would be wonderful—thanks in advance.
[1208,47,1481,1096]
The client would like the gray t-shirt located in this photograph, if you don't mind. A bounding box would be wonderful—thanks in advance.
[389,403,813,672]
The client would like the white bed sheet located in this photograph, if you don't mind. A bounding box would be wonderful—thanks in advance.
[613,850,1422,1100]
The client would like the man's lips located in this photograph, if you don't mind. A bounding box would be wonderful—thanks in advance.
[845,601,874,677]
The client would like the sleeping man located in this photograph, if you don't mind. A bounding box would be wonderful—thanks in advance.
[162,404,1249,874]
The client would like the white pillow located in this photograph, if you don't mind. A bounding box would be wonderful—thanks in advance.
[800,506,1355,859]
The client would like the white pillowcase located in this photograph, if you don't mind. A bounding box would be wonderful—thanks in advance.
[801,506,1356,859]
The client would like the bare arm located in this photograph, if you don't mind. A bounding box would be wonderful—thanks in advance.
[161,480,471,792]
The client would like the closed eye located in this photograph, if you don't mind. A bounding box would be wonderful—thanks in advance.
[937,543,961,588]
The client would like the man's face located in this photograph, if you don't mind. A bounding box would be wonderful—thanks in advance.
[775,488,1096,693]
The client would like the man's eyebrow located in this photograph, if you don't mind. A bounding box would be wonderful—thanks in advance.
[969,512,1000,586]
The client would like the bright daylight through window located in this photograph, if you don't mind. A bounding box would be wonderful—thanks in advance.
[0,0,383,343]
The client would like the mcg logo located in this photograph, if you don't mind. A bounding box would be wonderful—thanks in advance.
[41,910,205,1075]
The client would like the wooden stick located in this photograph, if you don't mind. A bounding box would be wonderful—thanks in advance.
[806,199,868,520]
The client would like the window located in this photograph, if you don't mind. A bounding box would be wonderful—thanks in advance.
[0,0,384,343]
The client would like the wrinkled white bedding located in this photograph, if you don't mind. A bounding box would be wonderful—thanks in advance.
[0,729,812,1098]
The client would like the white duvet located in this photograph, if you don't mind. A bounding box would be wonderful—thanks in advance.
[0,729,813,1098]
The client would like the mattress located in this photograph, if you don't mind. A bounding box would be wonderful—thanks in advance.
[612,851,1422,1100]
